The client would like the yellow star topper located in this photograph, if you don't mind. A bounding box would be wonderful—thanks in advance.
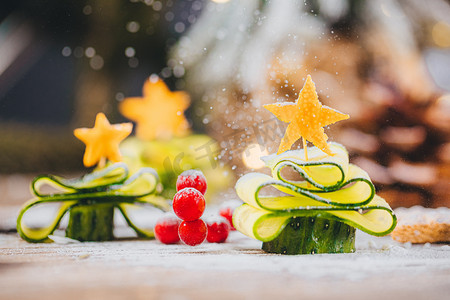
[264,75,349,158]
[119,75,190,140]
[74,113,132,167]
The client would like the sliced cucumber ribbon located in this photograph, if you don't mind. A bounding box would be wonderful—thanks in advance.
[17,163,168,242]
[233,143,396,242]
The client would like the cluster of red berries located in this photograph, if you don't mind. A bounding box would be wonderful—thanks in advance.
[154,170,233,246]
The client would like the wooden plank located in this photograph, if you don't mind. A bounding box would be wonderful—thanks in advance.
[1,232,449,299]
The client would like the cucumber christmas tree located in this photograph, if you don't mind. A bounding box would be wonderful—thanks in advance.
[17,113,167,242]
[232,75,397,255]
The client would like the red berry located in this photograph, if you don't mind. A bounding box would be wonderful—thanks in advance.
[176,170,207,195]
[154,213,181,244]
[178,219,207,246]
[219,200,241,231]
[219,207,235,231]
[206,216,230,243]
[173,187,206,221]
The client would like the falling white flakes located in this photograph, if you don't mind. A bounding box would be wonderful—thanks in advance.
[150,74,159,83]
[85,47,96,58]
[116,93,125,101]
[196,107,204,117]
[126,21,140,33]
[152,1,162,11]
[161,67,172,78]
[128,57,139,68]
[192,0,202,11]
[173,65,185,78]
[188,15,196,24]
[61,46,72,57]
[83,5,92,15]
[90,55,104,70]
[73,47,84,58]
[167,59,176,68]
[165,11,174,22]
[174,22,186,33]
[144,0,154,6]
[125,47,136,58]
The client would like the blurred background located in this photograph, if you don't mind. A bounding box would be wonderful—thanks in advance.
[0,0,449,210]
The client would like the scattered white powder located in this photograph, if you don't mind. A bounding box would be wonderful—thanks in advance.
[218,199,243,210]
[7,205,450,283]
[394,206,450,225]
[180,169,205,178]
[203,214,229,224]
[31,229,448,282]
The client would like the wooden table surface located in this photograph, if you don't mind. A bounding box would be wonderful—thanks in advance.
[1,175,449,300]
[1,230,449,300]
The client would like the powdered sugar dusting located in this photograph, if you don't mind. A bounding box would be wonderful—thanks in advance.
[395,206,450,225]
[203,214,229,224]
[180,169,205,178]
[36,230,450,282]
[5,205,449,285]
[218,199,242,210]
[156,212,181,226]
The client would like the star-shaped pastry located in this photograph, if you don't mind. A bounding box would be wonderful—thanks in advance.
[74,113,132,167]
[264,75,349,155]
[119,75,190,140]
